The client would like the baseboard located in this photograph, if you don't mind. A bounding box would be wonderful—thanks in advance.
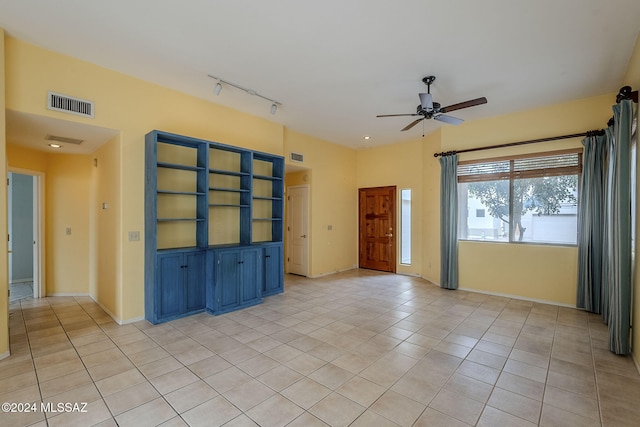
[418,275,576,307]
[421,276,441,287]
[47,293,90,297]
[633,351,640,376]
[308,265,357,279]
[89,296,144,325]
[120,316,145,325]
[0,350,10,361]
[457,287,576,308]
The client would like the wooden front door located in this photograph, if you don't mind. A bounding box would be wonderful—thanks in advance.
[359,186,396,273]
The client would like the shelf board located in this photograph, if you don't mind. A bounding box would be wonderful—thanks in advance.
[209,204,250,208]
[252,218,283,221]
[157,218,205,222]
[210,169,250,177]
[158,190,206,196]
[253,174,283,181]
[210,187,250,193]
[253,196,283,201]
[157,161,205,172]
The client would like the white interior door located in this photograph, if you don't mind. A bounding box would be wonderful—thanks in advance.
[8,169,43,299]
[288,185,309,276]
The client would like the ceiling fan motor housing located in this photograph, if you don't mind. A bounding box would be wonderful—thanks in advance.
[417,102,440,115]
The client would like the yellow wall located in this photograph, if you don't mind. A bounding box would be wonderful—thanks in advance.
[0,29,8,358]
[422,129,444,283]
[284,129,358,276]
[92,137,121,317]
[45,153,92,294]
[623,32,640,367]
[356,139,424,275]
[459,242,578,304]
[7,143,47,171]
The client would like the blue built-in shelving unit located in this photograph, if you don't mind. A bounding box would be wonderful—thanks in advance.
[145,130,284,324]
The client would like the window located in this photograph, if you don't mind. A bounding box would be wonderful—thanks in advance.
[400,189,411,264]
[458,149,581,245]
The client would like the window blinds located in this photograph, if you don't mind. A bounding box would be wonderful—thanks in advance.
[457,149,582,183]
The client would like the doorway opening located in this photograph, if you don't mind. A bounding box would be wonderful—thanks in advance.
[8,169,44,302]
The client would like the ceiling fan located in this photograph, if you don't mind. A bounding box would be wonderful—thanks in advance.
[377,76,487,131]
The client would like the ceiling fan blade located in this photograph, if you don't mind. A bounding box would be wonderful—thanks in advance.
[434,114,464,125]
[419,93,433,111]
[401,118,424,131]
[376,113,420,118]
[440,97,487,113]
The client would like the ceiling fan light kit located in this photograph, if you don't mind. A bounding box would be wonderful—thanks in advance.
[377,75,487,131]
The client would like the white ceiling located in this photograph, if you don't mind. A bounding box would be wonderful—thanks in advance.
[1,0,639,150]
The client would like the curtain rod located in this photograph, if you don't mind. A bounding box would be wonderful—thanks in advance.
[433,131,603,158]
[434,88,637,158]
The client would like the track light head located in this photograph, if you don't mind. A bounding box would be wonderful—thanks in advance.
[270,103,277,115]
[214,82,222,96]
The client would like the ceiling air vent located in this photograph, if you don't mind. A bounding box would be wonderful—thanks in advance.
[47,91,95,118]
[290,152,304,163]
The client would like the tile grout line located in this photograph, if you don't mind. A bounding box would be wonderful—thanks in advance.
[17,298,49,427]
[587,313,605,427]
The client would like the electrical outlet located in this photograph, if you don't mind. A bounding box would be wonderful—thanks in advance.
[66,228,71,235]
[128,231,140,242]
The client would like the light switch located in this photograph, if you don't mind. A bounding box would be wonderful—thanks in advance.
[66,227,71,235]
[327,225,333,231]
[128,231,140,242]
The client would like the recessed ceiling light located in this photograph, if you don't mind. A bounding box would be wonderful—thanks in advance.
[363,136,371,140]
[48,143,62,148]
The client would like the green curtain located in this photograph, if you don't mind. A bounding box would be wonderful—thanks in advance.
[575,99,633,355]
[576,133,609,313]
[439,154,458,289]
[606,99,634,355]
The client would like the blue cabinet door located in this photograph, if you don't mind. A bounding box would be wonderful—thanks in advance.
[185,251,206,312]
[216,250,241,312]
[155,250,206,322]
[240,248,262,305]
[157,252,184,320]
[262,244,284,296]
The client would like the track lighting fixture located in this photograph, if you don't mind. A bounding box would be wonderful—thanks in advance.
[208,75,281,115]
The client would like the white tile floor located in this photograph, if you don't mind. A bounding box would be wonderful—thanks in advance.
[9,282,33,303]
[2,269,640,426]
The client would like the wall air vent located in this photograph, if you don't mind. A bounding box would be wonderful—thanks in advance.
[45,134,84,145]
[290,152,304,163]
[47,91,95,118]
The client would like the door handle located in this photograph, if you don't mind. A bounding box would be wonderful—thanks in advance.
[385,233,393,237]
[300,235,306,238]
